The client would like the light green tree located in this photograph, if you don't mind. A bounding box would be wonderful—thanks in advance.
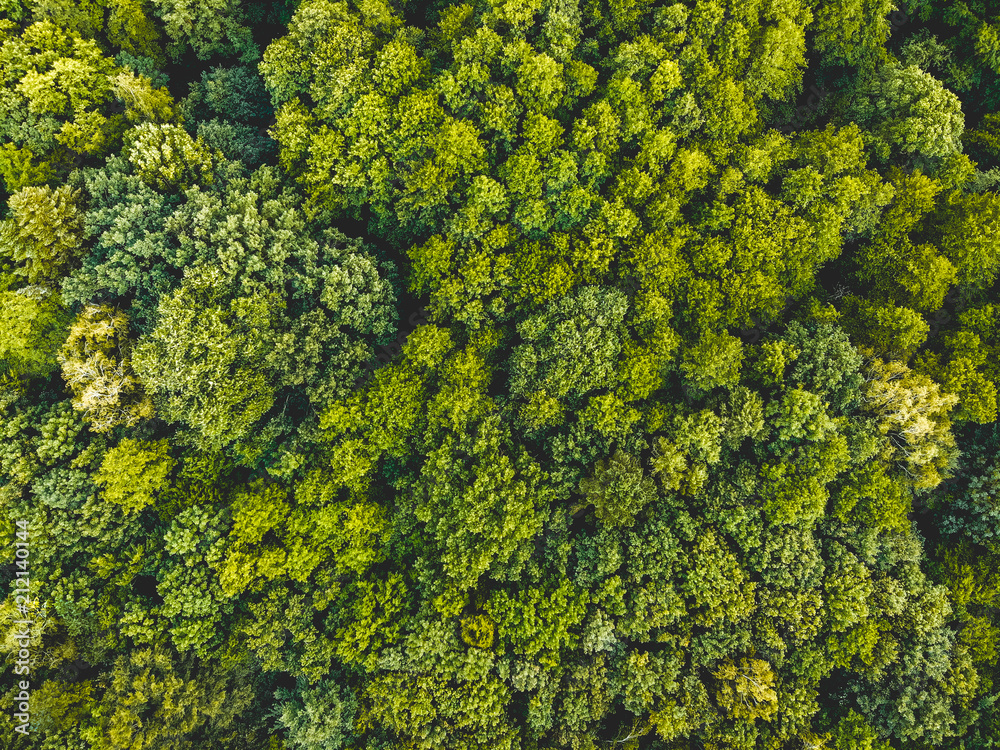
[850,64,965,160]
[274,677,358,750]
[0,283,71,376]
[92,437,175,512]
[861,357,959,490]
[809,0,894,69]
[125,122,216,192]
[0,19,127,182]
[679,330,744,391]
[578,449,657,526]
[132,265,279,450]
[713,657,779,722]
[508,284,629,412]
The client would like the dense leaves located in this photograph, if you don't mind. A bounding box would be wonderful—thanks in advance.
[2,1,1000,749]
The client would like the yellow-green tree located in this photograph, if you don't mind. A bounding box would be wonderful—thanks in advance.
[59,304,154,432]
[713,657,779,722]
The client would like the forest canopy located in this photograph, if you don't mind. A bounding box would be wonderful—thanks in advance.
[2,0,1000,749]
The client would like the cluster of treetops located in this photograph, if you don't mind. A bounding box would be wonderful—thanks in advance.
[3,0,1000,747]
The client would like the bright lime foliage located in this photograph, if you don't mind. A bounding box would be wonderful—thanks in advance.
[260,0,834,332]
[679,330,744,391]
[3,1,1000,750]
[219,470,388,596]
[0,20,125,187]
[713,657,779,721]
[0,283,71,376]
[93,437,175,512]
[809,0,895,70]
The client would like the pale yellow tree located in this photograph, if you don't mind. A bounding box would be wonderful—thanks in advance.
[110,70,177,123]
[861,357,959,490]
[58,304,154,432]
[0,597,69,671]
[126,122,216,191]
[712,657,779,722]
[799,730,832,750]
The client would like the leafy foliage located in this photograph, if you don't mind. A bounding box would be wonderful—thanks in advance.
[3,1,1000,749]
[58,304,154,432]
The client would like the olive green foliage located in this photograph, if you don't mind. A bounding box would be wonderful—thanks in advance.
[809,0,895,70]
[77,646,256,749]
[149,0,258,62]
[578,449,656,526]
[0,183,84,284]
[925,304,1000,424]
[106,0,167,63]
[0,20,127,188]
[4,1,1000,749]
[841,296,930,360]
[0,283,71,375]
[508,284,628,418]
